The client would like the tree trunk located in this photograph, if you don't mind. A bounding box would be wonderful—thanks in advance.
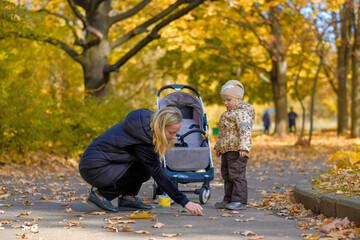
[337,2,351,135]
[352,0,360,138]
[269,5,288,136]
[270,59,288,135]
[309,55,323,145]
[82,40,111,98]
[81,1,111,98]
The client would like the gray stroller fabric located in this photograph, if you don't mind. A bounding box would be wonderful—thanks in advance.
[159,91,210,171]
[165,147,210,171]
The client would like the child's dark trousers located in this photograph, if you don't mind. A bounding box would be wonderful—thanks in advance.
[221,151,248,204]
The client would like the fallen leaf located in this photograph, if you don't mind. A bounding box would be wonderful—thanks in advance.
[208,217,218,220]
[240,230,256,236]
[183,224,192,228]
[300,233,320,239]
[109,219,135,224]
[108,226,118,232]
[68,221,81,226]
[84,211,107,215]
[0,194,9,199]
[135,230,150,234]
[121,225,134,232]
[153,222,165,228]
[127,212,156,219]
[222,213,233,217]
[16,212,31,217]
[249,236,264,240]
[162,233,180,237]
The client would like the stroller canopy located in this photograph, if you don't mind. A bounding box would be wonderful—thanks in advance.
[158,92,204,126]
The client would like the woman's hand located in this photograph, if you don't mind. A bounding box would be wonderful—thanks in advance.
[184,201,203,216]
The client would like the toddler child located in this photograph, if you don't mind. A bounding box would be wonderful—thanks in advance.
[214,80,255,210]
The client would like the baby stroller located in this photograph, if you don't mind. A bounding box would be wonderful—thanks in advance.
[152,84,214,204]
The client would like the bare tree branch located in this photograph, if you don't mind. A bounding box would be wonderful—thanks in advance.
[108,0,152,26]
[3,32,82,65]
[37,9,81,43]
[110,0,187,50]
[67,0,104,40]
[105,0,204,74]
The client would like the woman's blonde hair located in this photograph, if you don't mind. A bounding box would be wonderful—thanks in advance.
[150,107,182,159]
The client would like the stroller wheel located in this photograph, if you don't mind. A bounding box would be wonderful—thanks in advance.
[199,188,211,205]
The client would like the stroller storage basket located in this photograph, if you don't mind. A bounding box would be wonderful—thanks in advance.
[165,147,210,171]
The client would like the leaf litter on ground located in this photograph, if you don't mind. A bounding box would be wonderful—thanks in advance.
[1,132,360,239]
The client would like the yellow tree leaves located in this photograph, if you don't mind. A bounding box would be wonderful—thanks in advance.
[326,144,360,168]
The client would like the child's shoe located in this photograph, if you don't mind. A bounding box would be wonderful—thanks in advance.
[214,201,229,209]
[225,202,246,210]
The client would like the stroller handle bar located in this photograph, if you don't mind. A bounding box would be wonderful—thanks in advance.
[157,84,201,98]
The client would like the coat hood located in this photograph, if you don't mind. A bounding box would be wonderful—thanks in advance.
[237,102,256,123]
[123,109,153,144]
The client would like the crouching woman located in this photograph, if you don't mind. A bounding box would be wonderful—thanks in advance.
[79,107,203,215]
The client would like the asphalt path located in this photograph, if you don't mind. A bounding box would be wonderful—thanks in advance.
[0,158,327,240]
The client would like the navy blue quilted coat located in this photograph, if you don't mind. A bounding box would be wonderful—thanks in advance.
[79,109,189,207]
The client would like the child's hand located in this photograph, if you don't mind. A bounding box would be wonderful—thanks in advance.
[216,151,221,157]
[239,150,247,158]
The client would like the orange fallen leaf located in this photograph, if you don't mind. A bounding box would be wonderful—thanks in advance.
[68,221,81,226]
[108,226,118,232]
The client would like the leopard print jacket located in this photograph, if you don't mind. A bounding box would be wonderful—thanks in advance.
[214,102,255,155]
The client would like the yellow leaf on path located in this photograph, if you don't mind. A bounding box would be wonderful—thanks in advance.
[208,217,218,220]
[135,230,150,234]
[183,224,192,228]
[127,212,156,219]
[0,194,9,199]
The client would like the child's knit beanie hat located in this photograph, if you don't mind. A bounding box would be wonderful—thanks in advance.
[220,80,244,100]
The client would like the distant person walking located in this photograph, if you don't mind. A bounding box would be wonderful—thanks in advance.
[263,110,271,134]
[288,107,297,133]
